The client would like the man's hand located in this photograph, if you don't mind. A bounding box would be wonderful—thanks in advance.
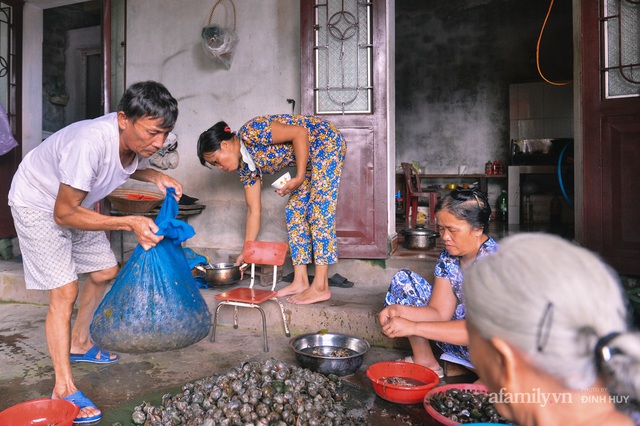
[128,215,163,250]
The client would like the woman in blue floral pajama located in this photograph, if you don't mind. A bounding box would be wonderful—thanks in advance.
[379,189,498,377]
[197,115,346,304]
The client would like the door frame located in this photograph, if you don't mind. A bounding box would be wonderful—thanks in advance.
[299,0,394,259]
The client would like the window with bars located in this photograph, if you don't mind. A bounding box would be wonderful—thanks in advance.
[313,0,373,114]
[602,0,640,98]
[0,2,15,132]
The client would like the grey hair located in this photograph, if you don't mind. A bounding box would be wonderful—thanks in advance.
[464,233,640,397]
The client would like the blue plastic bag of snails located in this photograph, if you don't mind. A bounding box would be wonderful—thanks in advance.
[90,188,211,353]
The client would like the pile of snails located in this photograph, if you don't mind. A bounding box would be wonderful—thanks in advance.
[130,358,368,425]
[429,387,511,424]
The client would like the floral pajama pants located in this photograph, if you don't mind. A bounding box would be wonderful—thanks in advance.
[285,132,346,266]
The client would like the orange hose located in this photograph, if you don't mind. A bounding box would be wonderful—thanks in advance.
[536,0,572,86]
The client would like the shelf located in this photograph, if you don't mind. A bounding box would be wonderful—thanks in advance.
[414,173,507,194]
[417,173,506,179]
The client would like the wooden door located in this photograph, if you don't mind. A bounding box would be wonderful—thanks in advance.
[300,0,390,258]
[580,0,640,275]
[0,0,22,239]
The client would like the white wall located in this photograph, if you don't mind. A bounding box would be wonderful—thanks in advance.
[125,0,301,257]
[23,4,44,154]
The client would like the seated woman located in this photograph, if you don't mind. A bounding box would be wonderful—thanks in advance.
[379,188,498,377]
[464,233,638,426]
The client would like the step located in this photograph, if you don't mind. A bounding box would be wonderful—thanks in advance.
[0,255,438,351]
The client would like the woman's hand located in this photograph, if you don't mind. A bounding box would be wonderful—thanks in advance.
[276,175,304,196]
[379,304,406,326]
[381,316,416,338]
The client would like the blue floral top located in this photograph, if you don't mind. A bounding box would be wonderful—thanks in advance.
[434,236,500,321]
[236,114,340,188]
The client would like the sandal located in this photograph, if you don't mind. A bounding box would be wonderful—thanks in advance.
[329,273,354,288]
[62,390,101,424]
[70,344,119,364]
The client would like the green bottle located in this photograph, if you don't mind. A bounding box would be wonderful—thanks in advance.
[497,190,508,222]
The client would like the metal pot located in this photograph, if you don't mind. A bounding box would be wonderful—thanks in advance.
[289,333,370,376]
[199,263,248,287]
[402,225,438,250]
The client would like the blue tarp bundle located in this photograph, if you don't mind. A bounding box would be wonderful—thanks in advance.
[91,188,211,353]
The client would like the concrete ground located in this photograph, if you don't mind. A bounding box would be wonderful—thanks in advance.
[0,239,484,425]
[2,220,582,424]
[1,303,475,425]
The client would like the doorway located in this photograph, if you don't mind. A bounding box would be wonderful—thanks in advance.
[64,26,102,125]
[42,0,102,135]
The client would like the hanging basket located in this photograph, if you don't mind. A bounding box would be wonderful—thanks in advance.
[201,0,239,70]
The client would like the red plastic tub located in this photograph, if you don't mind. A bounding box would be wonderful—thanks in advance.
[0,398,79,426]
[366,361,440,404]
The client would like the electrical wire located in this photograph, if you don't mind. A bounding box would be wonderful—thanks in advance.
[536,0,572,86]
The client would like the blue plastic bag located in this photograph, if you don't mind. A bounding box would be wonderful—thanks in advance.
[91,188,211,353]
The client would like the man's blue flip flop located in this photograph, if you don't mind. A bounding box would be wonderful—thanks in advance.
[70,344,119,364]
[62,390,102,424]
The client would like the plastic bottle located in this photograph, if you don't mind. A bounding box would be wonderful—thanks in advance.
[523,195,533,226]
[396,190,403,211]
[492,160,499,175]
[497,160,504,175]
[485,161,493,175]
[497,190,508,222]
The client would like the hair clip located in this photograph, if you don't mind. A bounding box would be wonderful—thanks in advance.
[224,126,231,133]
[536,302,554,352]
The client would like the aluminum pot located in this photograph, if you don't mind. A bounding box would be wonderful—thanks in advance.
[289,333,370,376]
[200,263,247,287]
[402,225,438,250]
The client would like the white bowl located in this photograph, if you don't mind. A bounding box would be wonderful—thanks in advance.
[271,172,291,189]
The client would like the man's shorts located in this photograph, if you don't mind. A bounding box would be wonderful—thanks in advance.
[10,206,118,290]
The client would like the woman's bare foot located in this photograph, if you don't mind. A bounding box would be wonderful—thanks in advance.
[400,355,443,376]
[276,281,308,297]
[287,286,331,304]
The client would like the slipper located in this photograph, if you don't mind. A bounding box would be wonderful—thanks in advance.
[62,390,102,424]
[397,356,444,378]
[70,344,119,364]
[329,273,354,288]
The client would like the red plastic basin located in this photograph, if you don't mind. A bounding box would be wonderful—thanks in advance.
[0,398,79,426]
[366,361,440,404]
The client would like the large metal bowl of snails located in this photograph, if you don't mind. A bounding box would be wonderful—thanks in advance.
[289,332,370,377]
